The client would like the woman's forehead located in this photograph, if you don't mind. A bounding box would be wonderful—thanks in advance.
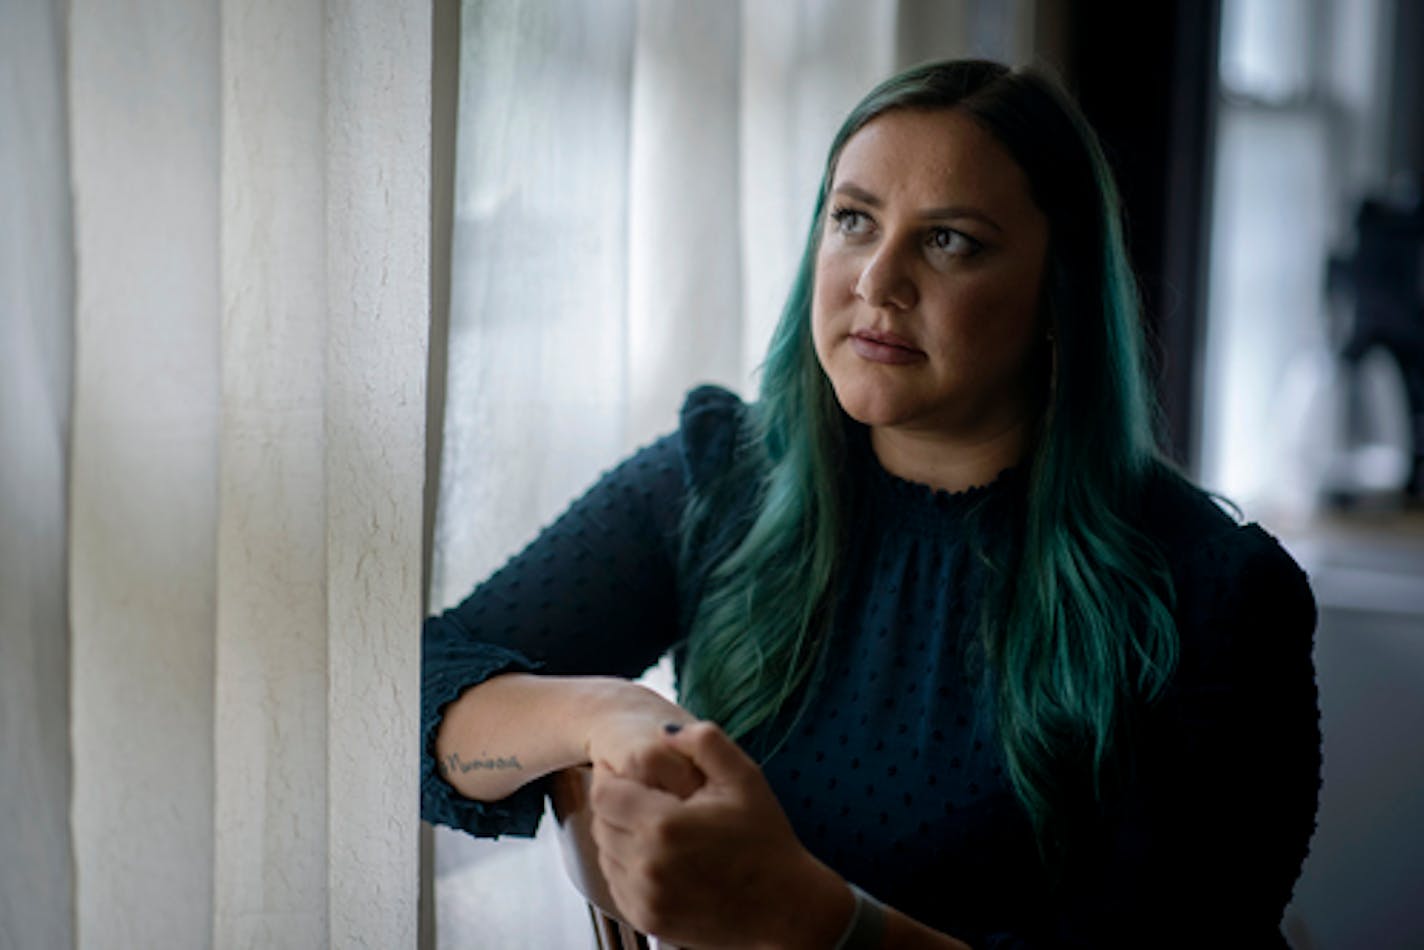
[829,108,1036,217]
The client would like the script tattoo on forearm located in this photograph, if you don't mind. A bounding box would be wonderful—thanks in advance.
[440,752,524,778]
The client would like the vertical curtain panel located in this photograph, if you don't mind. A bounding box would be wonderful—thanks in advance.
[68,0,222,943]
[62,1,430,947]
[1,1,76,946]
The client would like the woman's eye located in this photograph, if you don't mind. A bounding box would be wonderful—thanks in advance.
[830,208,871,236]
[927,227,980,257]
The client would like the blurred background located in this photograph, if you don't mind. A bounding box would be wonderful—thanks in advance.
[4,0,1422,948]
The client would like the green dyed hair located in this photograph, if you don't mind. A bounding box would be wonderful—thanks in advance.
[677,59,1179,855]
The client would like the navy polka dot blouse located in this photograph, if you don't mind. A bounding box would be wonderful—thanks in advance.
[422,386,1321,948]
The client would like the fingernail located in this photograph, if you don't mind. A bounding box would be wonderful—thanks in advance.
[663,722,683,735]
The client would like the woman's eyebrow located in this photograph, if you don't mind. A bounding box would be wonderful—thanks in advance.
[831,182,882,206]
[831,181,1005,234]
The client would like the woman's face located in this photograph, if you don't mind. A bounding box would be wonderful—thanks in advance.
[811,108,1050,443]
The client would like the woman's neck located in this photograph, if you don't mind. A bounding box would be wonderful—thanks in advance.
[869,418,1032,494]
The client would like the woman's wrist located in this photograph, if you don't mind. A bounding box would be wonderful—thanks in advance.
[576,675,628,761]
[435,673,641,802]
[578,675,671,760]
[834,885,888,949]
[756,852,855,950]
[764,852,978,950]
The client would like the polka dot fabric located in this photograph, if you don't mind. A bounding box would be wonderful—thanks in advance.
[754,453,1043,934]
[421,386,1321,948]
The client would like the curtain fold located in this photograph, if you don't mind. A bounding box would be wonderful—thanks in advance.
[68,0,221,943]
[738,0,902,381]
[625,0,744,448]
[1,1,76,946]
[60,1,430,947]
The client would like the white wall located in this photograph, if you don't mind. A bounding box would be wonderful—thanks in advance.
[0,1,76,946]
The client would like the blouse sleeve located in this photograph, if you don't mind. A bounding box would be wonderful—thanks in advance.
[420,386,746,838]
[983,524,1322,949]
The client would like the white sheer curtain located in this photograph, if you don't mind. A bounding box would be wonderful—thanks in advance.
[2,2,428,947]
[430,1,1035,944]
[1,2,74,945]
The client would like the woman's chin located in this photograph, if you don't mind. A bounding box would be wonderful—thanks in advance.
[832,388,922,430]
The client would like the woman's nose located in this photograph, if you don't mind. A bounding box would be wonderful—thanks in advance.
[854,240,918,311]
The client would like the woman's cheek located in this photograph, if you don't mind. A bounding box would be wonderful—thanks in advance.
[809,275,840,364]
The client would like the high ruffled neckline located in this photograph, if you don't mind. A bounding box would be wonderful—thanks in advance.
[850,427,1024,531]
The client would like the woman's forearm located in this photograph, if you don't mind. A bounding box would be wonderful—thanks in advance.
[434,671,700,803]
[432,672,622,802]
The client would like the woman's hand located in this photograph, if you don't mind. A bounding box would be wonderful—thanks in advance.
[583,681,704,798]
[589,721,853,950]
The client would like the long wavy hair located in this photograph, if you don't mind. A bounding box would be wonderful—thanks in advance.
[677,59,1180,856]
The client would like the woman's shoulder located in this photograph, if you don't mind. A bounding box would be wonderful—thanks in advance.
[1137,463,1239,555]
[1139,462,1316,672]
[678,384,752,488]
[1140,462,1304,583]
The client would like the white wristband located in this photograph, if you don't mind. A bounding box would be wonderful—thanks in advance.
[833,883,887,950]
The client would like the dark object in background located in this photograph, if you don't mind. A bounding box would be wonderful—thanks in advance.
[1061,0,1220,471]
[1326,183,1424,500]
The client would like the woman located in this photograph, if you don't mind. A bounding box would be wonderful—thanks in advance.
[422,59,1320,948]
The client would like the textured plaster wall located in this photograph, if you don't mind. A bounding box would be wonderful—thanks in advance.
[0,1,76,947]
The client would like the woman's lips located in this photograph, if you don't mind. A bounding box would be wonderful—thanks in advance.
[849,329,925,365]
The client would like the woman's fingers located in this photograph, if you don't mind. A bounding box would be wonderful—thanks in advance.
[590,766,677,835]
[662,720,754,788]
[590,717,704,798]
[583,682,703,795]
[624,742,705,798]
[588,728,825,947]
[590,769,697,937]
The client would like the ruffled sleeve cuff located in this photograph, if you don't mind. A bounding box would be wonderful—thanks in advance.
[420,616,549,837]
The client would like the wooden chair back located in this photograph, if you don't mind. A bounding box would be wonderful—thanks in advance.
[550,766,658,950]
